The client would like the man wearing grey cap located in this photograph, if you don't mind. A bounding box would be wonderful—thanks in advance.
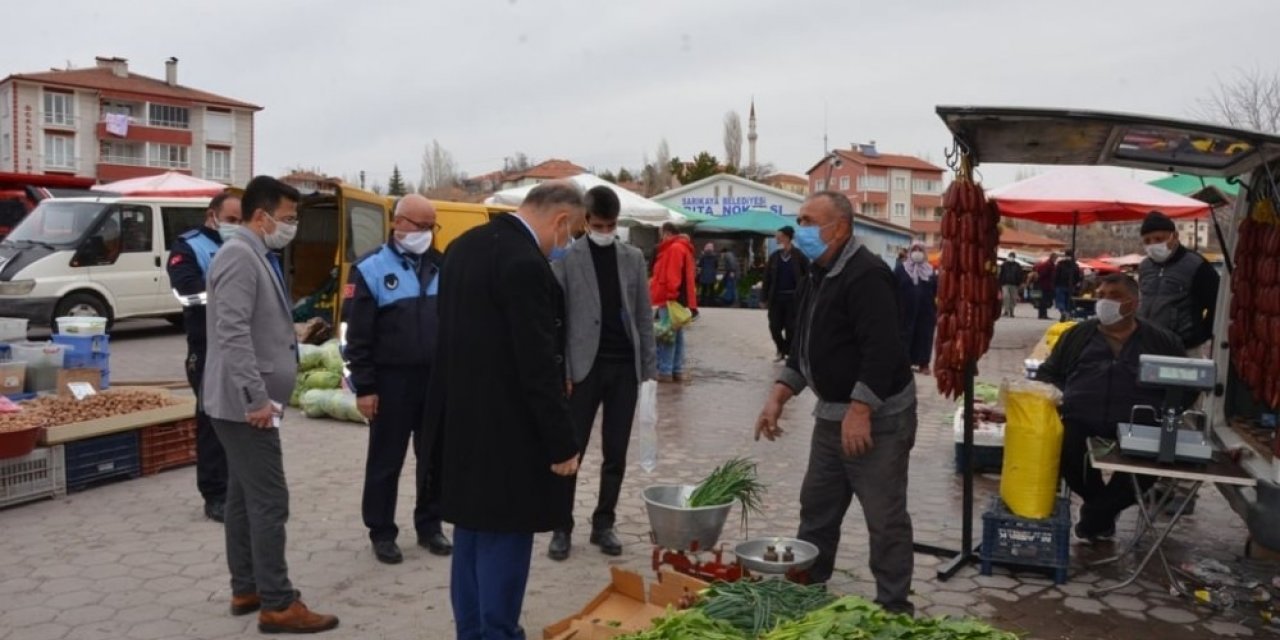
[1136,210,1220,355]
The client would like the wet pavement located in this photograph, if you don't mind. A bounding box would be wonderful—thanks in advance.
[0,310,1273,639]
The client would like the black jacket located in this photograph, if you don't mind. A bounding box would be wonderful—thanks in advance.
[343,241,442,396]
[1137,245,1219,349]
[166,226,221,349]
[780,240,913,414]
[761,248,810,305]
[1053,258,1081,290]
[998,261,1024,286]
[431,214,577,533]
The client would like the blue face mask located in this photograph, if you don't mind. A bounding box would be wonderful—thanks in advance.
[549,244,570,261]
[793,225,828,260]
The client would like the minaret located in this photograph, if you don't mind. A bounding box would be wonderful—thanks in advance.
[747,99,758,176]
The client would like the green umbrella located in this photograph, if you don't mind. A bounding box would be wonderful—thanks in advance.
[694,209,790,235]
[1148,174,1240,205]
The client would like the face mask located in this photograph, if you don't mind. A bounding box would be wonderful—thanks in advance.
[397,230,432,255]
[217,223,240,243]
[1096,298,1127,326]
[1145,241,1173,263]
[548,220,573,261]
[910,251,925,263]
[264,217,297,250]
[794,225,828,260]
[588,230,615,247]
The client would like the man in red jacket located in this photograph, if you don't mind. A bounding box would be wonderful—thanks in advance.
[649,223,697,382]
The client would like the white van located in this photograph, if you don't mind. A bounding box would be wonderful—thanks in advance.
[0,196,211,326]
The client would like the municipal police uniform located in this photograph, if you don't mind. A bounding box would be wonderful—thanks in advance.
[166,227,228,514]
[344,241,446,549]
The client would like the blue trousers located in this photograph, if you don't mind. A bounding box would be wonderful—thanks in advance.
[1054,287,1072,317]
[451,528,534,640]
[655,307,686,376]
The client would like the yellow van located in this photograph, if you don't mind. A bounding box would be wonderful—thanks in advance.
[381,196,516,252]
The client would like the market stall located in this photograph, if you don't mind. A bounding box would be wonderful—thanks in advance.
[486,173,683,227]
[92,171,230,197]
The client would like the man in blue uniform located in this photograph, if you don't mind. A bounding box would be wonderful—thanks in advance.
[166,192,241,523]
[344,194,451,564]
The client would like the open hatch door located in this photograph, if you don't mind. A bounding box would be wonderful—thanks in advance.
[937,106,1280,178]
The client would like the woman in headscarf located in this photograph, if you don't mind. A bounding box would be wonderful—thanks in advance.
[696,242,719,306]
[894,243,938,374]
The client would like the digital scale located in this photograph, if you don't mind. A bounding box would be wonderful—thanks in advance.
[1117,355,1215,464]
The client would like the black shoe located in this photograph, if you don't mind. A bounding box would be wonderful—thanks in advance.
[417,532,453,556]
[1073,520,1116,544]
[589,528,623,556]
[372,540,403,564]
[548,531,571,561]
[204,500,225,523]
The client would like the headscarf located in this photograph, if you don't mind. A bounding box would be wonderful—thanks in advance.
[903,243,934,285]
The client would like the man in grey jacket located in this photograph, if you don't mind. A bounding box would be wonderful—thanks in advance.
[549,186,658,560]
[203,176,338,634]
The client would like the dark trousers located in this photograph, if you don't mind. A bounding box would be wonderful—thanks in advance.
[1037,287,1053,319]
[451,527,533,640]
[362,366,443,542]
[186,344,227,503]
[797,408,917,614]
[1060,420,1154,527]
[564,359,638,534]
[767,293,796,356]
[211,418,296,611]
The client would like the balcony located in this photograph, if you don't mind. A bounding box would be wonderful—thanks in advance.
[41,114,79,130]
[98,154,147,167]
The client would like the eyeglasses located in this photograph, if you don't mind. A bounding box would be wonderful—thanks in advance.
[396,216,440,232]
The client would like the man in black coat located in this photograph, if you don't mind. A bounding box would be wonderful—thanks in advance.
[761,226,810,361]
[166,192,241,523]
[433,181,584,640]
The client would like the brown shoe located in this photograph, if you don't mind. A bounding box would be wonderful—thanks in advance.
[258,600,339,634]
[657,374,673,383]
[672,373,687,383]
[230,593,261,616]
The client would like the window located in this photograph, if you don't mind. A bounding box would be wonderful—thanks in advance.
[205,147,231,180]
[100,100,137,119]
[894,203,907,219]
[913,207,928,220]
[347,201,385,260]
[894,177,907,190]
[814,179,825,191]
[204,110,233,143]
[118,207,153,253]
[43,91,73,126]
[83,206,152,265]
[912,178,941,194]
[161,207,208,250]
[1,88,9,118]
[43,133,74,170]
[149,143,190,169]
[1,133,8,164]
[148,103,190,129]
[839,176,850,190]
[100,141,145,166]
[857,175,887,191]
[862,202,881,217]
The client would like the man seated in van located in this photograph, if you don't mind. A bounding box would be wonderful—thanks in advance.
[1034,274,1185,543]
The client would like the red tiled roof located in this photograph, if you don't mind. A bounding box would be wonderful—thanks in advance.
[1000,228,1066,248]
[509,159,586,181]
[6,64,260,110]
[764,173,808,186]
[911,220,941,234]
[807,149,945,175]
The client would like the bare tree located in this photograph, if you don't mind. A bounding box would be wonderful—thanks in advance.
[723,111,743,171]
[655,139,672,190]
[1194,67,1280,133]
[503,152,534,174]
[420,140,460,191]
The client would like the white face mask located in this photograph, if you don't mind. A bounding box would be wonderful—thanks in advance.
[588,230,616,247]
[264,218,297,250]
[397,230,432,255]
[217,223,240,243]
[910,250,925,263]
[1096,298,1127,326]
[1145,241,1173,263]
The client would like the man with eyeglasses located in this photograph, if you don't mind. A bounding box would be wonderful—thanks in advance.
[343,194,451,565]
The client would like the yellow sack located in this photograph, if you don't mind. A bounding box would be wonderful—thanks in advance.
[667,301,693,330]
[1000,382,1064,519]
[1043,321,1076,351]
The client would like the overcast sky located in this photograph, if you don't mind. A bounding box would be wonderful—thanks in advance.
[8,0,1279,189]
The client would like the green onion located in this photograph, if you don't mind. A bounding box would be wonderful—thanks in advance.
[686,457,767,533]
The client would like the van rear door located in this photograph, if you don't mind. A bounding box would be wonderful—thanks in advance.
[935,106,1280,177]
[335,188,388,324]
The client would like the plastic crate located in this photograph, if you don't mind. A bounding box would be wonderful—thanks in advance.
[64,431,140,492]
[954,443,1005,474]
[0,446,66,508]
[952,407,1005,474]
[980,496,1071,584]
[140,419,196,475]
[54,334,110,376]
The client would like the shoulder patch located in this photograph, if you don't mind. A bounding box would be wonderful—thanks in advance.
[169,254,183,266]
[343,283,356,299]
[384,273,399,291]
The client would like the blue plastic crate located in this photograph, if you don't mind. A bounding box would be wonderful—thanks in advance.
[63,431,139,492]
[980,495,1071,584]
[53,335,110,372]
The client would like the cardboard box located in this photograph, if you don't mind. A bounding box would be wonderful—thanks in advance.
[542,568,709,640]
[0,360,25,395]
[40,387,196,445]
[56,368,102,397]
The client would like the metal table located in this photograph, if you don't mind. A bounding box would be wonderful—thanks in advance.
[1086,439,1255,597]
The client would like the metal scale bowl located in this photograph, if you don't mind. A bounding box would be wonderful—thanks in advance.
[733,537,819,576]
[643,485,744,582]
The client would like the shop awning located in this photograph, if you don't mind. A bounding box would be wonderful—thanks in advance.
[694,209,790,235]
[92,171,229,197]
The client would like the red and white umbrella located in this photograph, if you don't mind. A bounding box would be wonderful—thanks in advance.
[93,171,229,197]
[988,167,1209,225]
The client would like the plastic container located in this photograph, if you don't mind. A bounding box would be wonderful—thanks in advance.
[55,316,107,336]
[140,419,196,475]
[55,334,111,372]
[980,496,1071,584]
[0,317,28,343]
[0,360,26,395]
[0,446,65,508]
[64,430,140,492]
[0,425,41,460]
[952,406,1005,474]
[9,342,68,368]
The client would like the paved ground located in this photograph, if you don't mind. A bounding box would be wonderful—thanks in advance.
[0,308,1273,639]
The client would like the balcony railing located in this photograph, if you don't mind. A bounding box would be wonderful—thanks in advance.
[149,157,190,170]
[42,156,78,171]
[99,154,147,167]
[41,114,78,128]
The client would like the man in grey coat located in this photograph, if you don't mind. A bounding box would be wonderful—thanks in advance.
[549,186,658,560]
[203,176,338,634]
